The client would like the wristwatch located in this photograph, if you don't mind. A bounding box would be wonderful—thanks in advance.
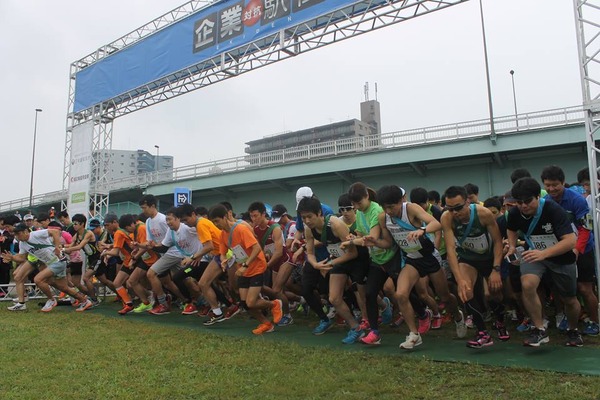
[420,227,427,234]
[492,265,501,272]
[241,262,247,268]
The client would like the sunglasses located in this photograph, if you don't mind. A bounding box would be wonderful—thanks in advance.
[445,203,466,212]
[338,206,354,213]
[515,197,535,205]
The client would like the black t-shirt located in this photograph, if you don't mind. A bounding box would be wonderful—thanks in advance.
[506,199,576,265]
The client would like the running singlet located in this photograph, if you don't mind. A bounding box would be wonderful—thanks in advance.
[453,204,493,261]
[310,215,346,259]
[220,223,267,277]
[75,229,100,263]
[146,213,169,244]
[254,220,290,267]
[356,201,397,265]
[18,230,60,265]
[162,224,202,259]
[385,203,435,260]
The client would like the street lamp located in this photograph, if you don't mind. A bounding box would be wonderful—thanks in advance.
[29,108,42,208]
[478,0,496,144]
[510,70,519,129]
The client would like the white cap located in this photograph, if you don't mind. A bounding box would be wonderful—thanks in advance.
[296,186,314,209]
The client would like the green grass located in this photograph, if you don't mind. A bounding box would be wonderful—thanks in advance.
[0,305,599,400]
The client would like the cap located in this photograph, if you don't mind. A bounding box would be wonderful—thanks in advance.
[13,223,29,233]
[270,204,289,223]
[399,187,406,197]
[89,219,101,228]
[103,214,118,224]
[296,186,314,209]
[503,190,517,204]
[23,214,34,221]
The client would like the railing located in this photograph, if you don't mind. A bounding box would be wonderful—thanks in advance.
[0,105,585,212]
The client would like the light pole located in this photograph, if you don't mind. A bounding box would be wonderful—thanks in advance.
[29,108,42,208]
[510,70,519,129]
[478,0,496,144]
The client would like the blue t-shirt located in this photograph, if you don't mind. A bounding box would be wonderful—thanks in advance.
[296,203,334,261]
[545,188,594,253]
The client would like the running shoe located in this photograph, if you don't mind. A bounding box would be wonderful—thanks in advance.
[222,304,241,320]
[557,316,569,333]
[455,310,467,338]
[271,299,283,324]
[71,299,81,307]
[465,315,474,329]
[133,302,153,313]
[466,331,494,349]
[7,302,27,311]
[149,303,171,315]
[198,305,211,316]
[565,329,584,347]
[182,303,198,315]
[342,327,365,344]
[381,297,393,325]
[41,299,58,313]
[312,318,334,335]
[494,321,510,341]
[516,318,532,333]
[203,311,224,326]
[252,322,274,335]
[523,328,549,347]
[277,314,294,326]
[400,332,422,350]
[431,314,443,330]
[91,299,102,308]
[359,318,370,331]
[418,309,432,334]
[583,320,600,336]
[118,304,135,315]
[360,330,381,345]
[76,299,93,312]
[390,314,405,328]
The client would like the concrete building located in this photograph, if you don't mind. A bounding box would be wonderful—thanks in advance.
[93,149,173,181]
[245,99,382,154]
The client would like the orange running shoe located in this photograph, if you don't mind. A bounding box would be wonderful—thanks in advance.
[252,322,274,335]
[272,299,283,324]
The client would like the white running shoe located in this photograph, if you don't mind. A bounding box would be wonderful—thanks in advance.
[455,309,468,338]
[8,302,27,311]
[400,332,422,350]
[41,299,58,312]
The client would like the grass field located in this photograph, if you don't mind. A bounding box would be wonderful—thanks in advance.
[1,301,599,400]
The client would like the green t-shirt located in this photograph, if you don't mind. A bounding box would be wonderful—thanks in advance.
[356,201,397,265]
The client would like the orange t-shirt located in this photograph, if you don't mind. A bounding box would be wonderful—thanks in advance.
[220,223,266,277]
[113,229,134,265]
[133,223,158,266]
[196,218,222,256]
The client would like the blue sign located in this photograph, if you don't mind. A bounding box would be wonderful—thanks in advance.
[174,188,192,206]
[73,0,386,112]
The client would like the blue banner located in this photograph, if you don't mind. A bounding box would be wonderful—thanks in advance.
[74,0,376,112]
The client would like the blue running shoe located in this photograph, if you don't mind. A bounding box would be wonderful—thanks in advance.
[342,327,365,344]
[516,318,532,333]
[381,297,392,325]
[558,316,569,333]
[312,318,334,335]
[583,320,599,336]
[277,314,294,327]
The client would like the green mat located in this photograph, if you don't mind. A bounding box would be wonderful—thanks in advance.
[89,302,600,376]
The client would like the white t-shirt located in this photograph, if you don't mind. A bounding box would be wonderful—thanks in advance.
[19,229,59,265]
[146,213,169,244]
[162,224,202,259]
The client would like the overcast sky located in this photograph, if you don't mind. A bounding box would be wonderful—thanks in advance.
[0,0,581,204]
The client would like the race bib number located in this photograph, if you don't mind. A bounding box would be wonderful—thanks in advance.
[264,243,276,257]
[389,228,422,253]
[232,245,249,263]
[529,234,558,250]
[326,243,347,259]
[461,234,489,254]
[141,252,151,261]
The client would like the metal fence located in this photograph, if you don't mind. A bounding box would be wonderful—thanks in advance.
[0,105,584,212]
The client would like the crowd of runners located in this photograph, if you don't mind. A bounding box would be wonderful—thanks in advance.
[0,164,598,350]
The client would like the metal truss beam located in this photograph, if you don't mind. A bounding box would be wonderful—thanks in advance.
[68,0,468,123]
[573,0,600,324]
